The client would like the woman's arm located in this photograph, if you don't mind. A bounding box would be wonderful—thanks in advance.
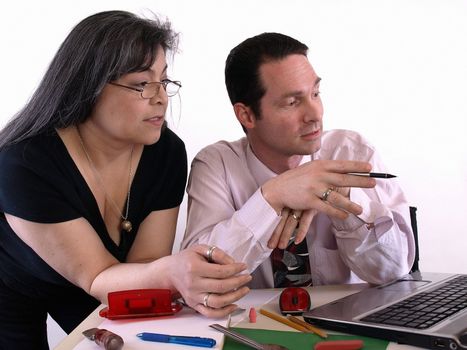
[126,207,179,263]
[5,213,251,318]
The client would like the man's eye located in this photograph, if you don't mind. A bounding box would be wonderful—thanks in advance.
[287,99,299,106]
[312,91,321,98]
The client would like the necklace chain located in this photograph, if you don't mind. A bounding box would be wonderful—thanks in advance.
[76,126,134,232]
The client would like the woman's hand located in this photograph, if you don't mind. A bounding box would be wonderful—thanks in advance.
[167,245,251,318]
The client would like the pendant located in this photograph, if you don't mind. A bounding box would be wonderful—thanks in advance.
[121,219,132,232]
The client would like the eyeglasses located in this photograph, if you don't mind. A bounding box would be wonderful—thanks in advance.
[109,79,182,98]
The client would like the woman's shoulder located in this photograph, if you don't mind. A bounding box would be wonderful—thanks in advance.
[0,131,62,168]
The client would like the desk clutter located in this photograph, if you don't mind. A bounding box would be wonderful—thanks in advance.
[222,328,386,350]
[74,305,228,350]
[74,287,389,350]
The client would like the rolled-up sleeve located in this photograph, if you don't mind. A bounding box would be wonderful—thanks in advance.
[327,137,415,284]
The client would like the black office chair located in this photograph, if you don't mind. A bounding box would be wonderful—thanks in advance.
[409,206,420,273]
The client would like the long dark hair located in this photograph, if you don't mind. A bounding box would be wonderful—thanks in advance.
[0,10,178,149]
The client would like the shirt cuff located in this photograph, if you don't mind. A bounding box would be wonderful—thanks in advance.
[331,213,366,232]
[333,187,394,238]
[236,188,282,247]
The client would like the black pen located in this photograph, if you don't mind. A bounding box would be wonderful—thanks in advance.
[347,172,397,179]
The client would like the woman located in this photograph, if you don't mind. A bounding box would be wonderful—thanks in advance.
[0,10,251,349]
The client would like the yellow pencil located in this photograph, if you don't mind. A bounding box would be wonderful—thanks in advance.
[259,308,311,333]
[287,315,328,338]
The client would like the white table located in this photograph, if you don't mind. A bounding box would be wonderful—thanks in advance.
[55,284,422,349]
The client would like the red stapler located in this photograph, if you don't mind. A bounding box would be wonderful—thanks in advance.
[99,289,182,320]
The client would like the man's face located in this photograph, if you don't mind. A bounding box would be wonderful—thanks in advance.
[249,54,323,160]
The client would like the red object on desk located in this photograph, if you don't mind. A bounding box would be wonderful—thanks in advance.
[249,307,257,323]
[279,287,311,315]
[314,339,364,350]
[82,328,124,350]
[99,289,182,319]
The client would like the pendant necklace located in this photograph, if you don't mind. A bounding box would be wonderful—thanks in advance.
[76,127,134,233]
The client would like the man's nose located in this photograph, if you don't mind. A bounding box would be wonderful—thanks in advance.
[303,98,323,123]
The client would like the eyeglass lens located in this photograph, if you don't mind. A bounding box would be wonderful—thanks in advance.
[142,81,180,98]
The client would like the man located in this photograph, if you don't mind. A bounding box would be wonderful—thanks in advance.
[182,32,415,289]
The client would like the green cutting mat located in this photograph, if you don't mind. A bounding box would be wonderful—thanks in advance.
[223,327,389,350]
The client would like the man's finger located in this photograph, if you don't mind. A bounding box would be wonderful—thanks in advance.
[294,209,316,244]
[324,160,372,173]
[268,208,289,248]
[314,199,350,220]
[326,191,363,216]
[277,214,299,249]
[328,173,376,189]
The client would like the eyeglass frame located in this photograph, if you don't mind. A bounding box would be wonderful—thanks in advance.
[108,79,182,98]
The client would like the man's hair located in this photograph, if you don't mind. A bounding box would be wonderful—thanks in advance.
[0,10,178,149]
[225,32,308,130]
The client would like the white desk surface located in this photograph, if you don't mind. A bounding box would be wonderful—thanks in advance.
[55,284,423,350]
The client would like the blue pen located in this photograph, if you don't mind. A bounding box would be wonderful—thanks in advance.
[136,332,216,348]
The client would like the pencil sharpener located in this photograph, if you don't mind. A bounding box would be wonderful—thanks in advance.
[279,287,311,315]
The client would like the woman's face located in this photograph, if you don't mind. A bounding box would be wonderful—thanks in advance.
[88,47,171,145]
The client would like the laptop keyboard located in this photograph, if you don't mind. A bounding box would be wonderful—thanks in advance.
[361,275,467,329]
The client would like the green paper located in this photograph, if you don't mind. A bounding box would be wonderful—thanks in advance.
[223,327,389,350]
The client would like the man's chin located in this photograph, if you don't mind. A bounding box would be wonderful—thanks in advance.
[302,141,321,155]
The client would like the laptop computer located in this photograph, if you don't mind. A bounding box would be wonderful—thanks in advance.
[303,272,467,350]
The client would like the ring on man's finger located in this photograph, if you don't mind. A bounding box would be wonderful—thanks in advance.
[206,245,216,263]
[321,187,334,201]
[291,212,301,221]
[203,293,211,308]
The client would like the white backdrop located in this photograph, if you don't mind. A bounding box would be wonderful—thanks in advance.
[1,0,466,275]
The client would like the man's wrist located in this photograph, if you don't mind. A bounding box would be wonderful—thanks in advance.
[260,182,283,216]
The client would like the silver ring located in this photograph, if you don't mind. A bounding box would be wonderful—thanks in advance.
[206,245,216,263]
[321,188,333,201]
[291,212,301,221]
[203,293,211,308]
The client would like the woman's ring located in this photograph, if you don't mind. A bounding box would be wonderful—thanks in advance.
[321,188,333,201]
[206,245,216,263]
[203,293,211,308]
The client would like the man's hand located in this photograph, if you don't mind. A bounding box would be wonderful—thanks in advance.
[262,159,375,245]
[267,208,317,249]
[261,160,376,219]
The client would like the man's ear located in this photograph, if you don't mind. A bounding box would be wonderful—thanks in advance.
[233,103,256,130]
